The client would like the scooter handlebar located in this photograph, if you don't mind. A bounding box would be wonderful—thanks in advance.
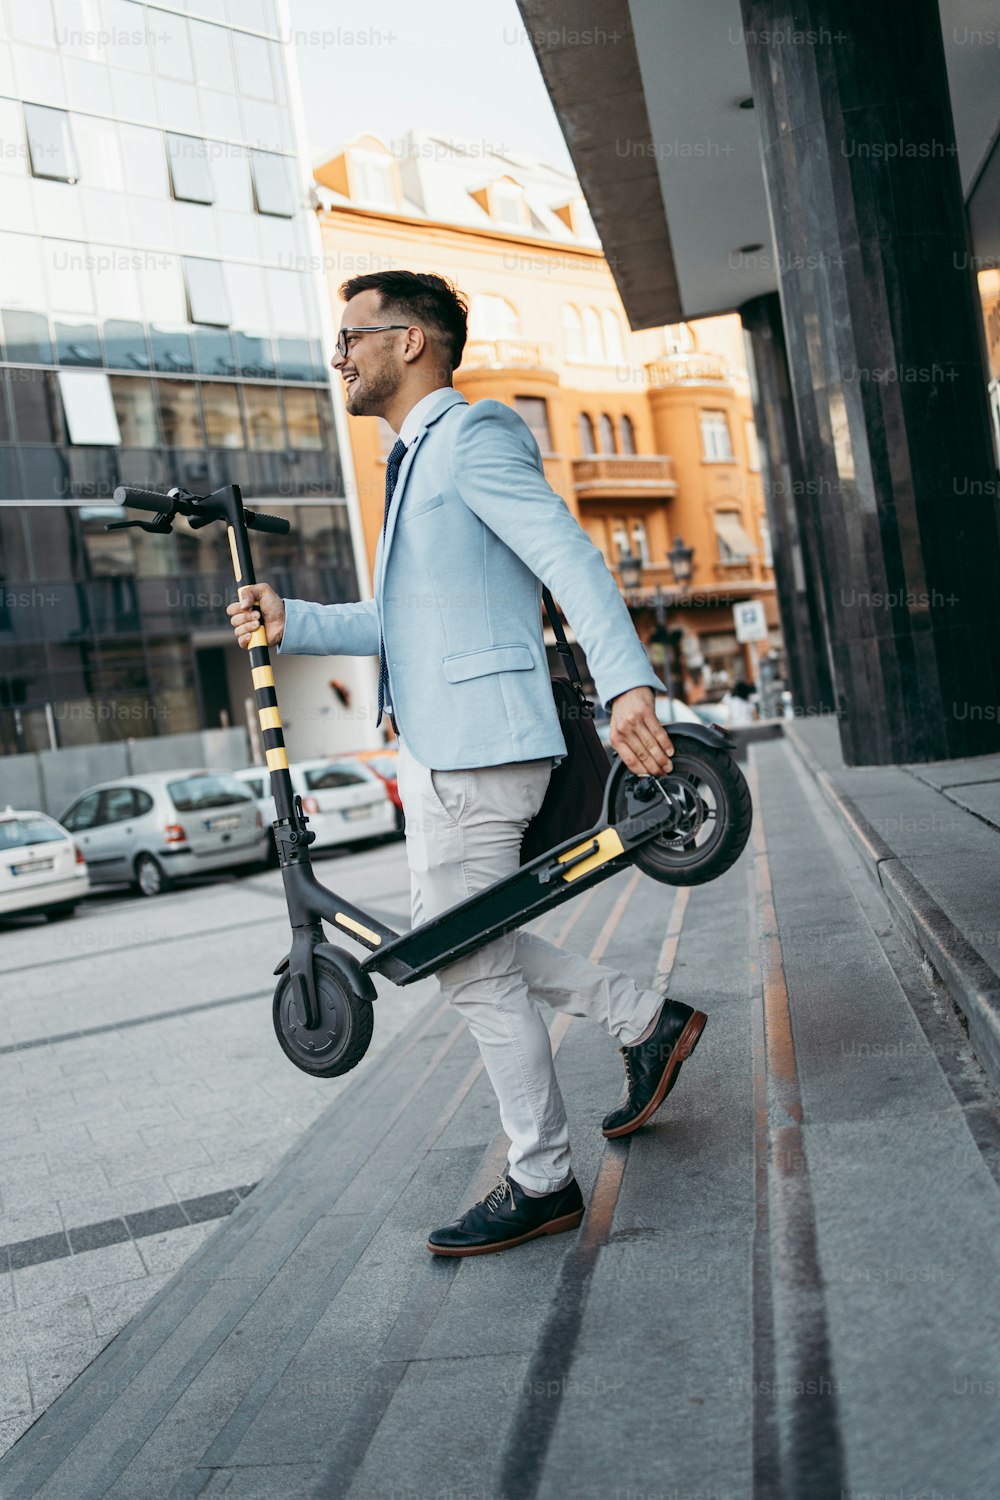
[112,485,289,535]
[113,485,171,512]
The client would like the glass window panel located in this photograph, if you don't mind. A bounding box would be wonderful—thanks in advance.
[0,450,19,499]
[274,338,314,381]
[201,381,243,447]
[199,90,241,142]
[42,238,94,314]
[140,256,186,324]
[209,145,250,212]
[233,331,275,378]
[119,123,169,197]
[223,261,266,327]
[23,506,76,578]
[166,132,214,204]
[192,328,236,376]
[0,232,47,310]
[69,114,123,190]
[0,504,28,576]
[23,104,77,182]
[150,326,194,373]
[597,413,616,453]
[249,150,293,217]
[82,518,134,575]
[620,414,637,455]
[241,385,282,449]
[514,396,552,453]
[110,376,158,445]
[151,7,193,79]
[156,379,203,446]
[10,0,56,46]
[2,311,53,363]
[54,319,101,365]
[11,370,65,443]
[0,374,10,442]
[183,257,229,326]
[103,319,150,370]
[233,32,272,98]
[282,388,323,450]
[265,268,307,335]
[102,0,150,69]
[189,17,234,90]
[578,412,596,455]
[297,505,352,568]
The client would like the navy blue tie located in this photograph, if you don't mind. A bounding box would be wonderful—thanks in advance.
[376,437,408,730]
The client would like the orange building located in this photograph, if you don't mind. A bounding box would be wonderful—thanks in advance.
[313,132,782,711]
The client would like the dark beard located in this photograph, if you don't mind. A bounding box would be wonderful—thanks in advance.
[346,356,401,416]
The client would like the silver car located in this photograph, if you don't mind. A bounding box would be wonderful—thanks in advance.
[0,807,90,921]
[59,769,268,897]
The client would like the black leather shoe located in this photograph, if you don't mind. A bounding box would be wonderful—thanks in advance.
[427,1174,584,1257]
[601,999,707,1138]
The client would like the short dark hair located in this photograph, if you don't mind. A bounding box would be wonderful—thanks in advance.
[337,270,468,371]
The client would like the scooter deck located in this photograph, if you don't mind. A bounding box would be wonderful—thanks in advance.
[359,801,669,986]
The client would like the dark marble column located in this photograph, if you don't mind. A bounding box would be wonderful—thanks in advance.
[740,292,835,715]
[739,0,1000,764]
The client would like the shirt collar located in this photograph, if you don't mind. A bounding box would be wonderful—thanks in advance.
[397,387,457,448]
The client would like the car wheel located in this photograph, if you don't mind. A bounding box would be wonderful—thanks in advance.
[135,852,171,897]
[44,903,77,921]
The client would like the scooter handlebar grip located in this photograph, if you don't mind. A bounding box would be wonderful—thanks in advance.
[245,510,291,535]
[113,485,173,512]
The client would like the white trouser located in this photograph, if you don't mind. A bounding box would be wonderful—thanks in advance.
[395,737,664,1193]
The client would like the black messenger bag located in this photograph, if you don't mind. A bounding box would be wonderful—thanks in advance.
[519,588,611,866]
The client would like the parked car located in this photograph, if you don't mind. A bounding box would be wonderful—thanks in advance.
[330,749,403,831]
[59,770,268,897]
[0,807,90,921]
[232,757,396,855]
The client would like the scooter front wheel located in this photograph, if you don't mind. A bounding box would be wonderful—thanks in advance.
[610,736,752,887]
[272,954,374,1078]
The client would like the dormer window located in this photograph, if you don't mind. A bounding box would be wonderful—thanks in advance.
[487,176,527,228]
[349,146,398,207]
[553,196,599,240]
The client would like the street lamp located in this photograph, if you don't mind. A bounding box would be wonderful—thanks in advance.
[616,540,696,706]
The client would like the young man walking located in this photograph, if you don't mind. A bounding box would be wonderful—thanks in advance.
[227,271,707,1256]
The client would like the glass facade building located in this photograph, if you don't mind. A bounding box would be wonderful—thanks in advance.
[0,0,360,754]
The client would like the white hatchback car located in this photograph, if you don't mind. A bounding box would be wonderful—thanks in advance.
[0,807,90,921]
[59,770,268,897]
[233,758,396,855]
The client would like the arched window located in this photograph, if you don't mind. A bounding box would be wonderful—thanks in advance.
[578,412,596,455]
[561,303,583,362]
[619,413,637,454]
[601,309,624,363]
[581,307,603,362]
[597,413,616,453]
[468,294,520,341]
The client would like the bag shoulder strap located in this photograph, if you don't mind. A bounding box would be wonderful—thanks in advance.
[542,586,598,719]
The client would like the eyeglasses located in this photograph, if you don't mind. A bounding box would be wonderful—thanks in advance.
[335,325,409,360]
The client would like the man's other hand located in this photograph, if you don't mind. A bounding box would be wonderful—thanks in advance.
[608,686,674,776]
[226,583,286,649]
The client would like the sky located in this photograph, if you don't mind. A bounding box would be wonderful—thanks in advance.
[287,0,575,173]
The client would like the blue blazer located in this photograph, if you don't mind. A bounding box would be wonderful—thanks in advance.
[277,388,663,769]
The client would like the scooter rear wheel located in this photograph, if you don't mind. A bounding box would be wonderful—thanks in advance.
[272,954,374,1078]
[610,737,752,887]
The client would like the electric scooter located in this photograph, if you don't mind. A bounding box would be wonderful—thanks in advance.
[109,482,753,1080]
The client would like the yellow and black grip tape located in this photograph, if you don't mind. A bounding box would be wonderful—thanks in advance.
[229,529,288,775]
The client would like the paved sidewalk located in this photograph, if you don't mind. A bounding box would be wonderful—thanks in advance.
[2,738,1000,1499]
[788,715,1000,1087]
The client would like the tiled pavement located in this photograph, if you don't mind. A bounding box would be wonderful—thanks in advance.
[0,839,428,1457]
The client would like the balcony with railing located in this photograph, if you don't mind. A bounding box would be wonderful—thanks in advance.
[572,454,677,498]
[645,353,732,387]
[460,340,553,371]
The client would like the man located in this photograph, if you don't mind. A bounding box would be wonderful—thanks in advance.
[227,271,707,1257]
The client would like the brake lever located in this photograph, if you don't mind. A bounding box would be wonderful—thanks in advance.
[104,514,174,534]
